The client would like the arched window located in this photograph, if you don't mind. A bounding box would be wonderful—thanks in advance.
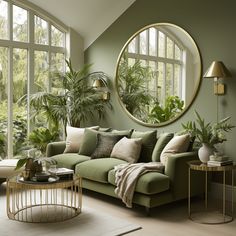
[0,0,67,158]
[126,27,185,106]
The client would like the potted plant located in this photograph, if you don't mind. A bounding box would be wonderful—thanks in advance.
[182,111,235,163]
[30,59,111,134]
[15,148,56,180]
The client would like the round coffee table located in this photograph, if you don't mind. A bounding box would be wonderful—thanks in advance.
[6,175,82,223]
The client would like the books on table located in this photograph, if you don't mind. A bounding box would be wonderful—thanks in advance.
[207,160,233,166]
[48,168,74,180]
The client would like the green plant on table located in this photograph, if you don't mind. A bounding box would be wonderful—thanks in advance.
[15,148,56,171]
[182,110,235,149]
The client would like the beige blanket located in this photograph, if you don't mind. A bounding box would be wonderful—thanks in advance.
[114,162,164,208]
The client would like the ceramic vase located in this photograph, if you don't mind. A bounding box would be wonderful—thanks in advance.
[198,143,213,163]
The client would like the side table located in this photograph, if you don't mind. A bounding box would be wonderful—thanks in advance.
[7,175,82,223]
[188,160,235,224]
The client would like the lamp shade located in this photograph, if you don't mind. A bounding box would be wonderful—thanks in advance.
[203,61,231,78]
[92,78,106,88]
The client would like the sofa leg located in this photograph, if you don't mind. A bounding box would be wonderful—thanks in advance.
[145,207,151,216]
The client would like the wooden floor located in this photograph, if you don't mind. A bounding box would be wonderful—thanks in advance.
[1,181,235,236]
[83,190,236,236]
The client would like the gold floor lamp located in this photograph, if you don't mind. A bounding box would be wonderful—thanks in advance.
[203,61,231,122]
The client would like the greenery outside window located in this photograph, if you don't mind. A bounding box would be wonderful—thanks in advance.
[0,0,67,159]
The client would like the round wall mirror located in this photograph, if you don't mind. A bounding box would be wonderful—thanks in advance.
[115,23,202,127]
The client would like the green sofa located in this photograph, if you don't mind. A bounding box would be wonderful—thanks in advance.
[46,130,204,211]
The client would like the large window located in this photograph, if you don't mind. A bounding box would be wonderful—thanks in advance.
[127,27,184,106]
[0,0,66,159]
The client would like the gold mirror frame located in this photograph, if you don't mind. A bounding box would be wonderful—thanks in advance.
[115,23,202,127]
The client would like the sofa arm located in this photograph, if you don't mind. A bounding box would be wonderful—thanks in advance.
[164,151,204,200]
[46,141,66,157]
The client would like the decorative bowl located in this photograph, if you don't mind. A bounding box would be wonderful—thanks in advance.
[35,172,50,182]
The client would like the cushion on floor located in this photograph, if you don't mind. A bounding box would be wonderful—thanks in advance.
[75,158,127,183]
[0,159,23,178]
[108,169,170,195]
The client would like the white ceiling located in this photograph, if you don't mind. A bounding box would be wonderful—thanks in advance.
[27,0,136,49]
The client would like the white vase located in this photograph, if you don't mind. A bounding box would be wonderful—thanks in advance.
[198,143,213,163]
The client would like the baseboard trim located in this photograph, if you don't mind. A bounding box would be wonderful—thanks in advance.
[209,182,236,203]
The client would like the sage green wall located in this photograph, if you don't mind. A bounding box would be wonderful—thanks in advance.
[85,0,236,160]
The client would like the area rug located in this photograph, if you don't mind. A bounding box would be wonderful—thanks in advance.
[0,184,141,236]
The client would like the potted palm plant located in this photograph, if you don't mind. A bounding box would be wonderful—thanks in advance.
[30,59,111,135]
[182,111,235,163]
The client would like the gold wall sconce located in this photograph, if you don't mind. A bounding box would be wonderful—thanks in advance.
[203,61,231,122]
[203,61,231,95]
[90,72,110,101]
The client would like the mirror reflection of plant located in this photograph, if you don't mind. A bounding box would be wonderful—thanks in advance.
[148,96,184,123]
[118,56,154,121]
[30,59,111,134]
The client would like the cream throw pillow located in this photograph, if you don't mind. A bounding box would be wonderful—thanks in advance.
[111,137,142,163]
[64,126,99,153]
[160,134,190,166]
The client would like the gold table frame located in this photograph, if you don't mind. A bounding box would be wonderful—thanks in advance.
[188,160,235,224]
[6,176,82,223]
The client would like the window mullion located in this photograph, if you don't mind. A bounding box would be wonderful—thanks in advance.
[27,7,34,135]
[7,47,13,159]
[171,64,174,95]
[48,22,52,92]
[6,1,13,158]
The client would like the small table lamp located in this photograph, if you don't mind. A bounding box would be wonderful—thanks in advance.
[203,61,231,122]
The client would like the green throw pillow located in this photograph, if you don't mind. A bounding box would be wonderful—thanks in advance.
[91,133,125,159]
[78,129,100,156]
[131,130,157,162]
[99,127,112,132]
[111,129,133,138]
[152,132,174,162]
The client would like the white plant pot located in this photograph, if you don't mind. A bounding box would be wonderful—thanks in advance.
[198,143,213,163]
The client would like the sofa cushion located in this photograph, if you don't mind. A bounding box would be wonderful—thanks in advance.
[99,127,112,132]
[64,126,99,153]
[51,153,90,170]
[75,158,127,183]
[111,129,133,138]
[131,130,157,162]
[0,159,23,178]
[152,132,174,162]
[160,134,191,165]
[91,133,126,159]
[111,137,142,163]
[79,129,100,156]
[108,169,170,195]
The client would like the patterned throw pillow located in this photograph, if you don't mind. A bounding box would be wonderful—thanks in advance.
[91,133,125,159]
[64,126,99,153]
[111,137,142,163]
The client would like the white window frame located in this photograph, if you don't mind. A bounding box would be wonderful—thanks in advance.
[0,0,67,158]
[126,27,185,106]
